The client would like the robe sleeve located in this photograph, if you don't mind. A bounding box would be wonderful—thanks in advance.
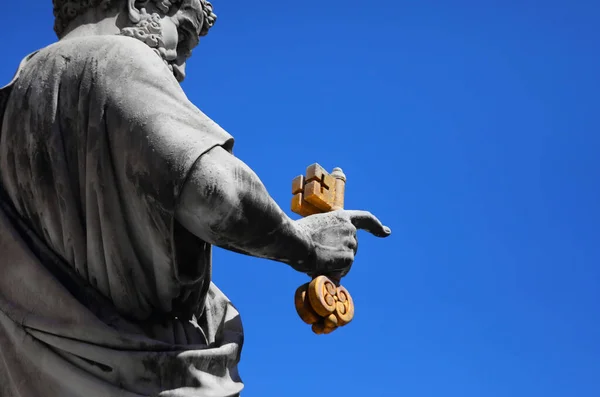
[92,37,233,314]
[103,38,234,204]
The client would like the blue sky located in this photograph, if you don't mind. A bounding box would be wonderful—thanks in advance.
[2,1,599,396]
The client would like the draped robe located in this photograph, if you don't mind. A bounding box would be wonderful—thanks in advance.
[0,35,244,397]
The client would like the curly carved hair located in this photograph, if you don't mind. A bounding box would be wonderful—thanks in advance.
[52,0,216,38]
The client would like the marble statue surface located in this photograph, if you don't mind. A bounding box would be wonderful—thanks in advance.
[0,1,391,396]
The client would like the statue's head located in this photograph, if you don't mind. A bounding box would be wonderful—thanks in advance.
[52,0,216,82]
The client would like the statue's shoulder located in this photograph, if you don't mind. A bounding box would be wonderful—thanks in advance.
[16,36,167,88]
[2,36,169,109]
[40,35,156,61]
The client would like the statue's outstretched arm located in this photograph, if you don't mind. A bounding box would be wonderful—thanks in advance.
[176,146,391,275]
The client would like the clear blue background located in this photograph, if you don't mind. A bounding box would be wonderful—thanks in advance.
[2,1,599,396]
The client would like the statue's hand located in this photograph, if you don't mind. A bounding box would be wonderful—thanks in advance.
[291,210,391,277]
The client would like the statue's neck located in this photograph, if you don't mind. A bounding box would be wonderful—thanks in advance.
[60,10,122,40]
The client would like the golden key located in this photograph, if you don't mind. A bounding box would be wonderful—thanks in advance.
[291,164,355,335]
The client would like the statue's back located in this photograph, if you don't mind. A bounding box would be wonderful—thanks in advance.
[0,35,243,397]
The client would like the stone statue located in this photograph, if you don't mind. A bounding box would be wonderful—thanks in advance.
[0,1,391,396]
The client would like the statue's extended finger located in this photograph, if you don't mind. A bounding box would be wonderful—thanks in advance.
[346,210,391,237]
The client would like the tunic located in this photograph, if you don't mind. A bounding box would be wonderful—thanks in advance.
[0,35,244,397]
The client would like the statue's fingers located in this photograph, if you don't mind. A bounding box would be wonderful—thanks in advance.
[344,237,358,254]
[345,210,391,238]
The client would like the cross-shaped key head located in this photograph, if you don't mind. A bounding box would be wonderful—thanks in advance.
[291,163,344,217]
